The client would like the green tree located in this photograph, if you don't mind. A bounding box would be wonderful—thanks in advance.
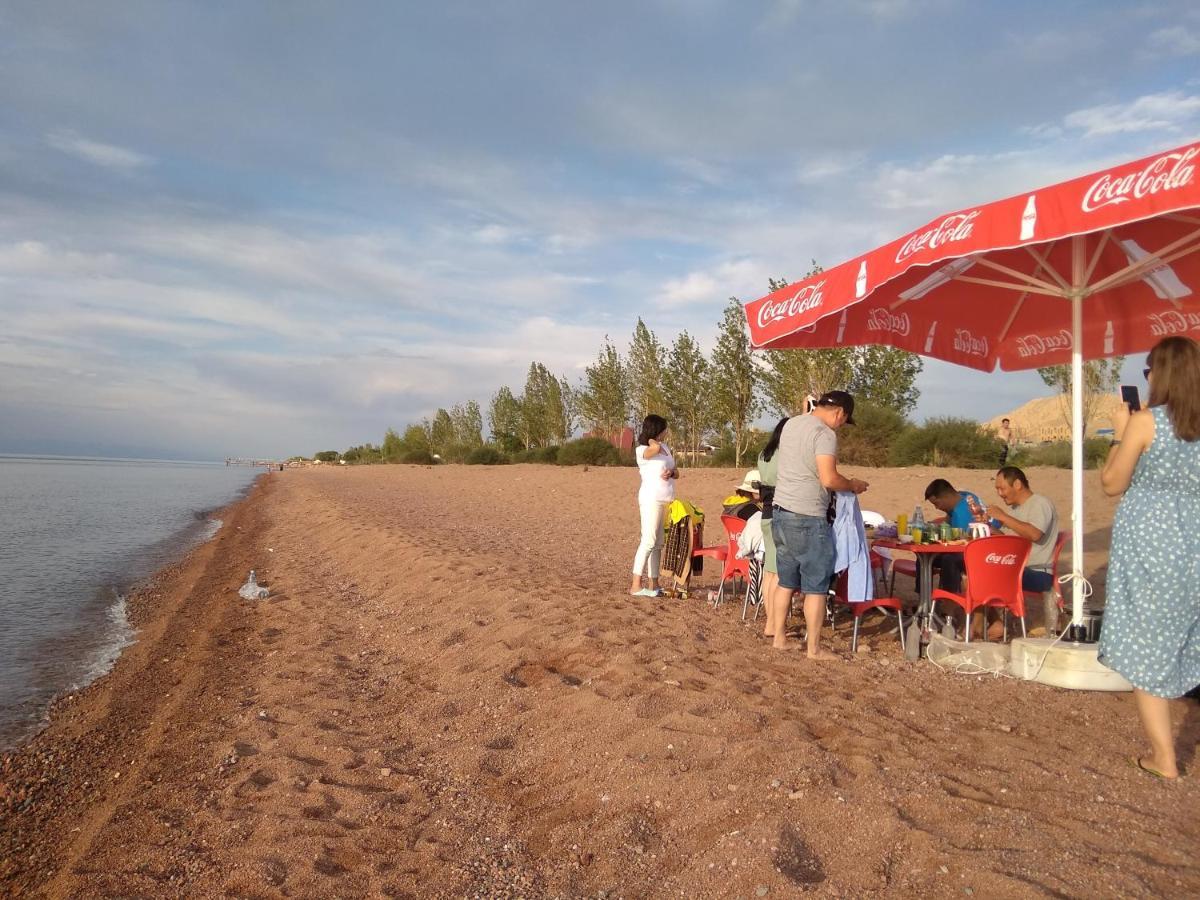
[551,376,576,443]
[1037,358,1125,435]
[313,450,339,463]
[520,362,565,449]
[626,318,666,423]
[451,401,484,448]
[429,409,455,452]
[759,271,921,415]
[380,427,404,462]
[710,297,760,467]
[488,386,523,452]
[577,338,628,438]
[662,330,711,465]
[401,424,430,453]
[851,345,924,416]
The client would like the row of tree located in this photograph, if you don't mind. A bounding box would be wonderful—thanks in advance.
[321,273,926,466]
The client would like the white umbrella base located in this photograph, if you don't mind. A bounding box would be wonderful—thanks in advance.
[1010,638,1133,692]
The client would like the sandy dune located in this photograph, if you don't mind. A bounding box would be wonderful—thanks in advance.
[2,463,1197,897]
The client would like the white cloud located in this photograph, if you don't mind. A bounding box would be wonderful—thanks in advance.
[1062,91,1200,138]
[1147,25,1200,57]
[657,258,762,308]
[46,130,151,169]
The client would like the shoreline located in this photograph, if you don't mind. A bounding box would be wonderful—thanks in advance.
[0,473,275,892]
[2,465,1197,896]
[0,471,262,754]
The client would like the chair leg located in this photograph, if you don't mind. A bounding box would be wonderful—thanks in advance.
[963,609,970,643]
[714,577,725,608]
[895,610,905,652]
[1020,616,1026,638]
[852,615,860,653]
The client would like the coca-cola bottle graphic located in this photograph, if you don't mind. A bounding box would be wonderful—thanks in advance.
[1104,320,1114,355]
[855,261,868,299]
[1020,194,1038,241]
[924,321,938,354]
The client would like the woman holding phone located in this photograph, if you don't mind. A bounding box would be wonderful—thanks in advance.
[629,415,678,597]
[1099,336,1200,779]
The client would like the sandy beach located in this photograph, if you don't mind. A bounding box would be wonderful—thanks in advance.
[2,463,1197,897]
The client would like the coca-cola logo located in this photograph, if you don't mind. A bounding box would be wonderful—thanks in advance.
[986,552,1018,566]
[1082,147,1198,213]
[953,328,989,357]
[1015,328,1072,359]
[866,308,911,336]
[756,281,826,329]
[1148,310,1200,336]
[895,211,980,263]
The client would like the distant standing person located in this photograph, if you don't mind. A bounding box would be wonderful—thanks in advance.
[629,415,678,598]
[997,418,1014,467]
[1099,336,1200,780]
[769,392,868,657]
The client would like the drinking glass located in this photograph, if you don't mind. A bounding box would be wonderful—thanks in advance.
[897,513,907,535]
[911,527,922,543]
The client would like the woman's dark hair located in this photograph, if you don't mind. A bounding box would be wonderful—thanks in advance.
[1147,336,1200,442]
[760,417,790,462]
[637,414,668,446]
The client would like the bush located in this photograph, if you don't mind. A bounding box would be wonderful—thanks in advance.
[400,448,436,465]
[1010,437,1110,470]
[512,445,561,464]
[558,436,622,466]
[837,402,910,467]
[890,417,999,468]
[464,446,510,465]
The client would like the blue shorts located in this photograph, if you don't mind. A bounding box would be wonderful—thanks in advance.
[1022,568,1054,592]
[771,508,835,595]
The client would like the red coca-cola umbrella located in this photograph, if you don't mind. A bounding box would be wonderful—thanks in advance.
[745,140,1200,634]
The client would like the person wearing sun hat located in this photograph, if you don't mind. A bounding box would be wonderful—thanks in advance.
[722,469,762,521]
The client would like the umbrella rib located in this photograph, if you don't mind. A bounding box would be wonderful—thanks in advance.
[1082,229,1112,288]
[1164,212,1200,227]
[1024,243,1070,291]
[1095,237,1200,298]
[998,253,1059,344]
[1087,224,1200,294]
[973,257,1062,293]
[951,274,1063,297]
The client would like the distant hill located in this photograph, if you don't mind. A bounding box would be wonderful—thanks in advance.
[985,394,1122,443]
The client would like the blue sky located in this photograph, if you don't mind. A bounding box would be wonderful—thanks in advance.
[2,1,1199,459]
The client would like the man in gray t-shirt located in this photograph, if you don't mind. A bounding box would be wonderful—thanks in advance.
[768,391,869,657]
[990,466,1061,633]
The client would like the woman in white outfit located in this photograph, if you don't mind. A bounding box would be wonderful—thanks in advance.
[630,414,678,597]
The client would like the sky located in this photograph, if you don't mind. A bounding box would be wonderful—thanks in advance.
[2,1,1200,460]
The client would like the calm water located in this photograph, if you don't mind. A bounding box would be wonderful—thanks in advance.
[0,456,260,750]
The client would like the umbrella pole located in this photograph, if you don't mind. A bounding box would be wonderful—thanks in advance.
[1070,288,1085,629]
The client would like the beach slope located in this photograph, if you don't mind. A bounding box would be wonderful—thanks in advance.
[2,465,1197,897]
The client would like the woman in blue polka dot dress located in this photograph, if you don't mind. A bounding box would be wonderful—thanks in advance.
[1099,336,1200,780]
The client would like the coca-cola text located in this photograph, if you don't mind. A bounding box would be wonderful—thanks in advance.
[1148,310,1200,336]
[985,552,1018,566]
[895,211,980,263]
[756,281,826,329]
[1082,147,1198,213]
[866,308,911,336]
[1015,328,1072,359]
[953,328,989,357]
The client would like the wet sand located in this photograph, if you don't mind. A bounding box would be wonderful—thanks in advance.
[2,464,1197,897]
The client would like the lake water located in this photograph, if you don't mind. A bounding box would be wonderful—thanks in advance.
[0,456,260,750]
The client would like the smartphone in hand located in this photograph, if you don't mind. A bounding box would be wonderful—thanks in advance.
[1120,384,1141,412]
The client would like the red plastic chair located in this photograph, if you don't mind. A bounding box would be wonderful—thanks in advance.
[712,514,750,608]
[1024,529,1069,610]
[932,535,1031,642]
[830,571,906,653]
[692,520,728,574]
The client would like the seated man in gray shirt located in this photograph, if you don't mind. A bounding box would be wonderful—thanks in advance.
[769,391,869,657]
[989,465,1061,632]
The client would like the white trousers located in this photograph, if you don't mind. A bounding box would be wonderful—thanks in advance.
[631,498,669,578]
